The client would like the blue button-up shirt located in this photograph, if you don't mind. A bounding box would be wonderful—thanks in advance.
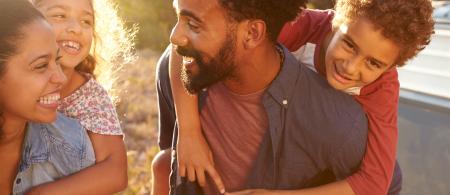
[156,45,402,194]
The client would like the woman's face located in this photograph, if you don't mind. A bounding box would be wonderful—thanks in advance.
[0,19,66,123]
[36,0,94,70]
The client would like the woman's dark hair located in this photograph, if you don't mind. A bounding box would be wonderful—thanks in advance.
[0,0,46,76]
[0,0,46,133]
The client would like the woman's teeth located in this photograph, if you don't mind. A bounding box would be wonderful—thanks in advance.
[38,94,60,105]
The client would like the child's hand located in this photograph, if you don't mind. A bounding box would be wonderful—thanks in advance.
[177,130,225,194]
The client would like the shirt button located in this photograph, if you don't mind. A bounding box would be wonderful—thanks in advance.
[16,178,21,184]
[171,150,177,158]
[282,99,288,105]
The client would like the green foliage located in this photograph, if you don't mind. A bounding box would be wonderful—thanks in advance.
[114,0,335,52]
[116,0,176,52]
[308,0,335,9]
[115,50,161,194]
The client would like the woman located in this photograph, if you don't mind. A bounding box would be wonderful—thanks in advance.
[0,0,94,194]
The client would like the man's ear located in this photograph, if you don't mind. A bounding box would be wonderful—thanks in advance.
[241,19,266,49]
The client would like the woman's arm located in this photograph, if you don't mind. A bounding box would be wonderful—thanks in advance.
[169,45,225,193]
[27,134,127,195]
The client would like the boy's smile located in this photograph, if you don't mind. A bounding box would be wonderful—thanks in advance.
[324,17,400,91]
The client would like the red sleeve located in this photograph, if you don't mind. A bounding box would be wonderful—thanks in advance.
[347,69,399,195]
[278,9,334,52]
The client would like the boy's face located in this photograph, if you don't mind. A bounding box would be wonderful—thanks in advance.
[324,17,400,90]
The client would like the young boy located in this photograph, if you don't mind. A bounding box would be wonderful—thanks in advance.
[152,0,434,194]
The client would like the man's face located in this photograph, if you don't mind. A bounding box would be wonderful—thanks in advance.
[170,0,238,94]
[324,17,400,90]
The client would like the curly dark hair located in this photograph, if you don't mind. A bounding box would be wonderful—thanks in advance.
[332,0,435,66]
[218,0,308,42]
[32,0,97,75]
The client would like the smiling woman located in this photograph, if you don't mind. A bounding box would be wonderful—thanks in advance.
[0,0,95,194]
[0,0,62,140]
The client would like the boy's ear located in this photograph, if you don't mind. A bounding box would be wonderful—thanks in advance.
[241,19,266,49]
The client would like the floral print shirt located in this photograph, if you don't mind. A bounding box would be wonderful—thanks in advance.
[58,75,123,135]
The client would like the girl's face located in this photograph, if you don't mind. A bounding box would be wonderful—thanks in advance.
[36,0,94,70]
[0,19,66,123]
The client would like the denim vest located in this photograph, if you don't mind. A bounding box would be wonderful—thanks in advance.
[12,113,95,195]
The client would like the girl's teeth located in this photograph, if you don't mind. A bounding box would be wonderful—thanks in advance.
[62,41,80,50]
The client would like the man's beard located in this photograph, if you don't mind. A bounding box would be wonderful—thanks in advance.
[176,31,237,94]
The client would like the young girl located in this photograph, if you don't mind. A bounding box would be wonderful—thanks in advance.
[24,0,136,194]
[0,0,94,194]
[152,0,434,194]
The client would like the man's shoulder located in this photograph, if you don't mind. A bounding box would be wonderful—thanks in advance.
[155,45,174,105]
[156,45,171,83]
[287,59,367,143]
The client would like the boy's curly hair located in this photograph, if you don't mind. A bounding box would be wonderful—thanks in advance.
[218,0,308,42]
[332,0,434,66]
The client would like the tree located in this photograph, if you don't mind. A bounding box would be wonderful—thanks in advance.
[309,0,335,9]
[115,0,336,52]
[117,0,176,52]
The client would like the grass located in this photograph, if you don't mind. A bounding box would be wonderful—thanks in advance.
[114,49,162,195]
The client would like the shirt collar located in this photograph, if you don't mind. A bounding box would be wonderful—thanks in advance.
[265,44,302,107]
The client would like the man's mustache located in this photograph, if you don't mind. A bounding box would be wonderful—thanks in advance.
[175,46,201,61]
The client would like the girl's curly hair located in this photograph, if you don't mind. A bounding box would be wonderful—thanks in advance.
[31,0,137,102]
[218,0,308,42]
[332,0,435,66]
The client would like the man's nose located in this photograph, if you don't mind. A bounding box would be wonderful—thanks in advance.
[170,23,188,47]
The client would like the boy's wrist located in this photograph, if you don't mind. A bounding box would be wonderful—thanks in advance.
[178,127,203,138]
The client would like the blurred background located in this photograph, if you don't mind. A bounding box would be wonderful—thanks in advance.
[113,0,450,194]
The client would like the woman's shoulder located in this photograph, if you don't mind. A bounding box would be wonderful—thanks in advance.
[18,114,95,192]
[26,113,88,151]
